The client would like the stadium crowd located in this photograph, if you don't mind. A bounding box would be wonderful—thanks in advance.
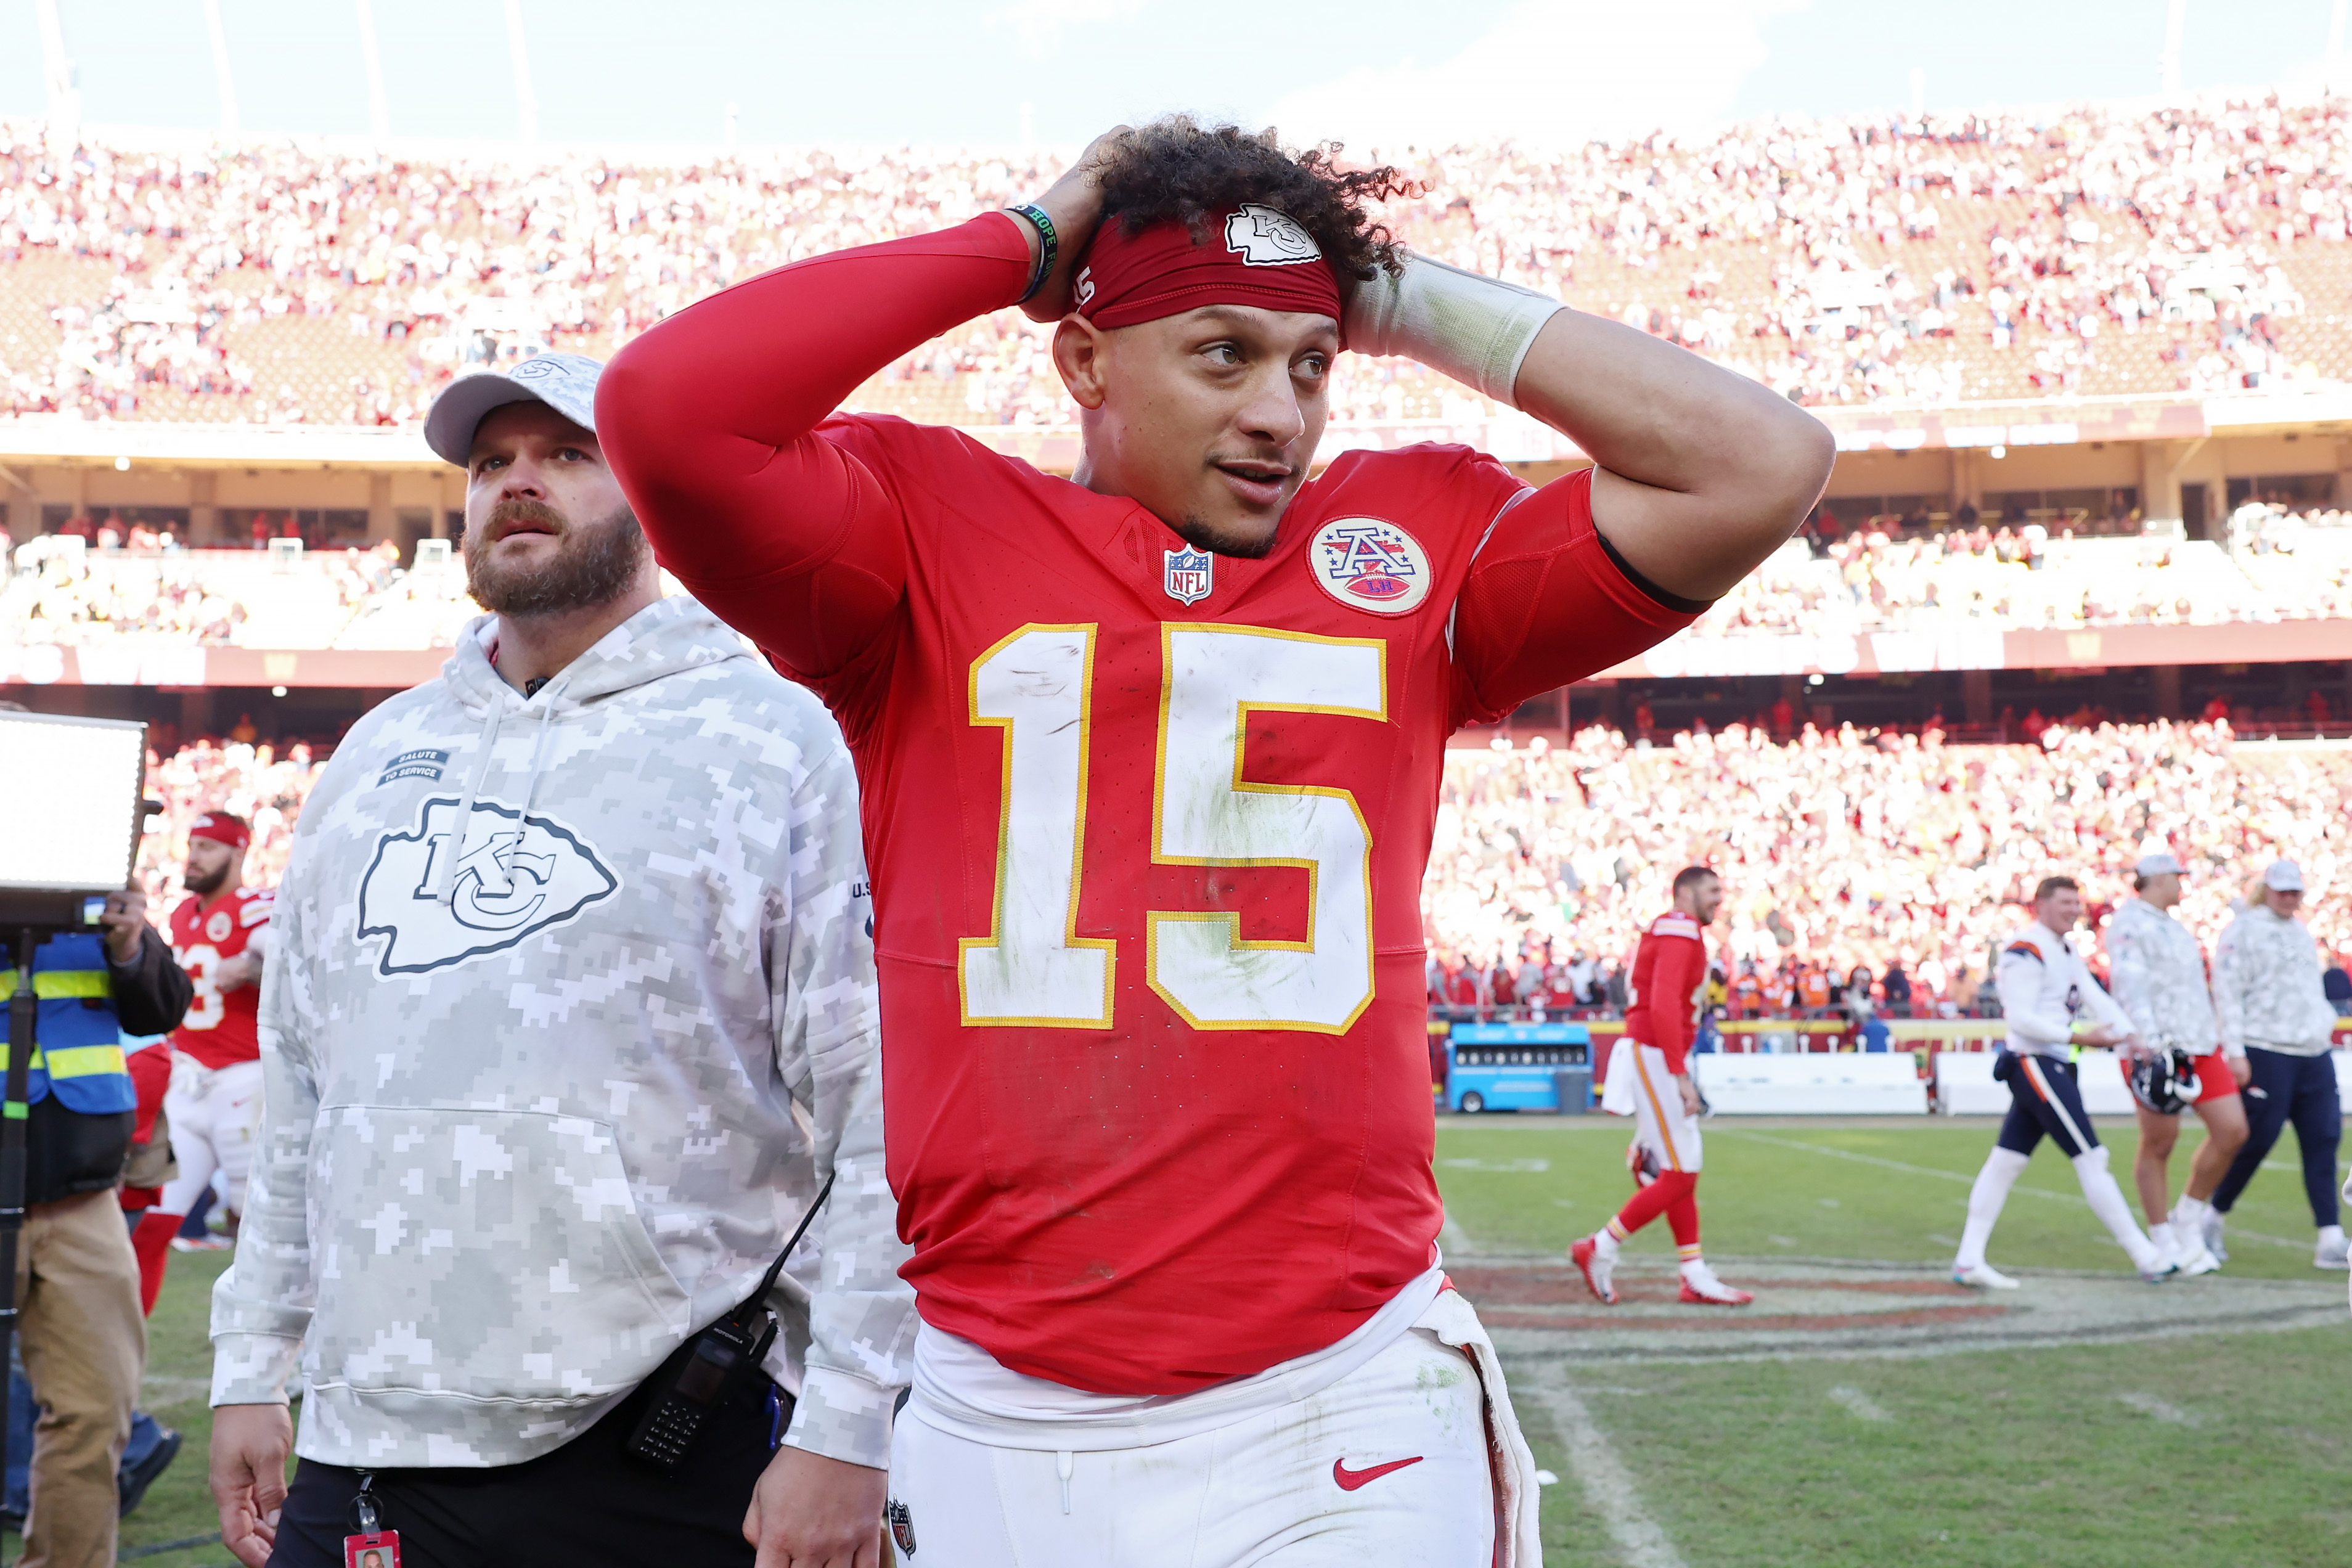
[3,91,2350,425]
[16,501,2352,654]
[135,734,317,907]
[2,530,475,647]
[1426,717,2352,1023]
[124,716,2352,1028]
[1691,510,2352,637]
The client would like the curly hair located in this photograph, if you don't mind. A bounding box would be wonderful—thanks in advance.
[1087,116,1413,292]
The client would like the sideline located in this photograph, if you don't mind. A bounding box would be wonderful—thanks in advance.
[1526,1377,1688,1568]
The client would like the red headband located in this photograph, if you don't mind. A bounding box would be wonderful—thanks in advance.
[1073,204,1344,332]
[189,814,250,851]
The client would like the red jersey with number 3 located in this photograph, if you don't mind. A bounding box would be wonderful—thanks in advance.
[168,886,272,1069]
[600,213,1701,1394]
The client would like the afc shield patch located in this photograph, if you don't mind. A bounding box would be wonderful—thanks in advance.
[1164,545,1215,606]
[1307,517,1433,615]
[886,1498,916,1556]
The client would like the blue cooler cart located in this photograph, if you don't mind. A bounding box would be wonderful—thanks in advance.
[1446,1022,1591,1113]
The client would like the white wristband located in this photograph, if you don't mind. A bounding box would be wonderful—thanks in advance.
[1342,250,1567,407]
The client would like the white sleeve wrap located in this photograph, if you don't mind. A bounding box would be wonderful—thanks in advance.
[1342,250,1567,406]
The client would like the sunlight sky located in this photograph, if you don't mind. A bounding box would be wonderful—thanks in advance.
[1,0,2346,152]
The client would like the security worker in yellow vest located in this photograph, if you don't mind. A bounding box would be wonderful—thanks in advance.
[0,890,189,1568]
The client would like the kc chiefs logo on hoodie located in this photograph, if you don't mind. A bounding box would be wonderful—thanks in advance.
[356,796,620,976]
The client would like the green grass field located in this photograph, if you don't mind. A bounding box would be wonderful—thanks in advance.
[1442,1115,2352,1567]
[35,1117,2352,1566]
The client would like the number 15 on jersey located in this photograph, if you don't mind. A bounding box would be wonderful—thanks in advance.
[957,623,1388,1035]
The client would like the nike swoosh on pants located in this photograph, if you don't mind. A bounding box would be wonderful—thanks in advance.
[1332,1455,1424,1491]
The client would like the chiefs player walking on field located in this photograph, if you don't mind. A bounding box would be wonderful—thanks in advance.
[602,119,1831,1566]
[133,813,271,1299]
[1573,867,1753,1308]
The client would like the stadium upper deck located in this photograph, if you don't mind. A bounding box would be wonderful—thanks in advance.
[10,95,2352,716]
[6,93,2352,422]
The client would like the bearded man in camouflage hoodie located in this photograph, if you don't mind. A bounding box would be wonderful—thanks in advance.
[206,357,913,1567]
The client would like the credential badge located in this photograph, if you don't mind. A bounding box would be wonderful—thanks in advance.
[1307,517,1434,615]
[1164,545,1215,606]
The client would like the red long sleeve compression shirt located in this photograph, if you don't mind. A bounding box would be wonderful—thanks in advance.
[597,214,1702,709]
[597,214,1034,677]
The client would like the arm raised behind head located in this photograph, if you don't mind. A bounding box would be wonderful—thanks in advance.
[1346,253,1835,603]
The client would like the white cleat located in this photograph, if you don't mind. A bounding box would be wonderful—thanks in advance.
[2200,1211,2228,1264]
[1570,1236,1618,1305]
[1953,1263,2020,1290]
[2316,1233,2350,1270]
[2174,1242,2223,1277]
[2138,1258,2180,1284]
[1677,1262,1754,1306]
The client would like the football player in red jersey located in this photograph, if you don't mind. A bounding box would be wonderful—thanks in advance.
[1573,867,1754,1309]
[600,120,1829,1566]
[134,812,273,1296]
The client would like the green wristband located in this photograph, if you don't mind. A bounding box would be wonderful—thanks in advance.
[1008,203,1058,304]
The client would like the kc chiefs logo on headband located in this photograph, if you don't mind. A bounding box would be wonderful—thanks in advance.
[1074,203,1342,331]
[1223,204,1323,266]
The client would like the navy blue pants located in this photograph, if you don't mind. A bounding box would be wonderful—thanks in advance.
[1993,1051,2099,1159]
[2212,1047,2342,1226]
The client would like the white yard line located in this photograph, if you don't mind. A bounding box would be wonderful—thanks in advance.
[1826,1386,1891,1423]
[1439,1212,1478,1255]
[1528,1381,1689,1568]
[1718,1129,2056,1194]
[2220,1222,2326,1252]
[1720,1129,2317,1250]
[2118,1391,2202,1425]
[139,1373,211,1405]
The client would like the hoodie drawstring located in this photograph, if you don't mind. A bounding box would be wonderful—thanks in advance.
[431,679,569,905]
[433,703,505,904]
[518,683,565,823]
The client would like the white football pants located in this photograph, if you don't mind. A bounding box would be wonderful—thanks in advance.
[889,1296,1537,1567]
[1628,1043,1704,1174]
[157,1056,264,1215]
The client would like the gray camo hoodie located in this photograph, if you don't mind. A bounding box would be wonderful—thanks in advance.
[210,594,914,1469]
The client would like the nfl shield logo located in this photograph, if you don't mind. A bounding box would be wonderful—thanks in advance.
[1164,545,1214,605]
[888,1498,916,1555]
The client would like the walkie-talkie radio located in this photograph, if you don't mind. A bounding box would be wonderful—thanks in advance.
[624,1172,833,1473]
